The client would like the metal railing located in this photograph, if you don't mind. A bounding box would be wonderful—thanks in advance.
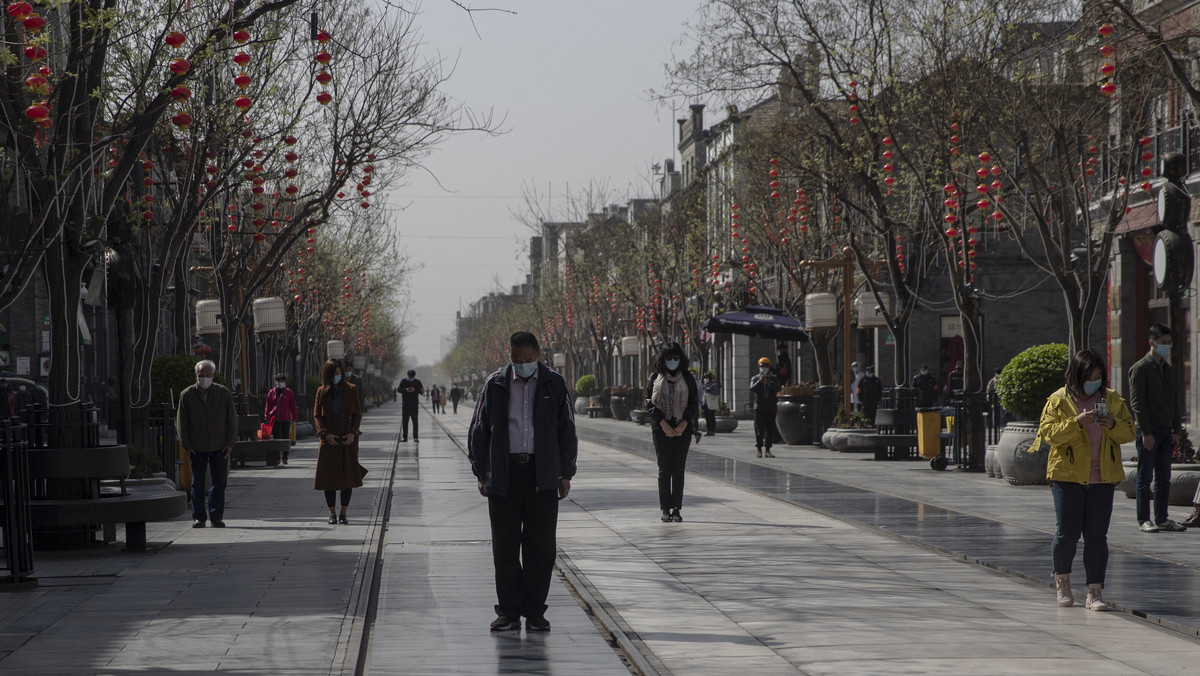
[0,418,35,588]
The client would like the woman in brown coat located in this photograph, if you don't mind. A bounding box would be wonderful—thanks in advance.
[314,359,365,524]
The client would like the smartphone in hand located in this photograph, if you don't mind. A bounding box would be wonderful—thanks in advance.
[1094,401,1108,418]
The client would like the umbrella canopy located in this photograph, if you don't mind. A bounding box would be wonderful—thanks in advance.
[702,305,809,342]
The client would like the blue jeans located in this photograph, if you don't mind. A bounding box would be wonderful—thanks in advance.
[190,450,229,522]
[1135,426,1173,525]
[1051,481,1114,585]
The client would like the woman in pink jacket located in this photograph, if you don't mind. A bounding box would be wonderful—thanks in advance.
[264,373,299,464]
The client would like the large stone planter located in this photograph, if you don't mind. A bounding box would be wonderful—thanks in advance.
[700,416,739,433]
[994,421,1049,485]
[609,394,629,421]
[574,396,590,414]
[820,428,878,453]
[630,409,650,425]
[1118,462,1200,505]
[775,398,812,445]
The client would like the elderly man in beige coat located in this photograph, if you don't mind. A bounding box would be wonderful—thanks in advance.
[177,359,237,528]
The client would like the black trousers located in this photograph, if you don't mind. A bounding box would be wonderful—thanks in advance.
[488,460,559,619]
[653,427,691,510]
[754,408,777,450]
[703,408,716,434]
[402,408,418,440]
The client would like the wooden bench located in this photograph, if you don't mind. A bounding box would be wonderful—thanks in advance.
[585,406,607,419]
[15,446,187,550]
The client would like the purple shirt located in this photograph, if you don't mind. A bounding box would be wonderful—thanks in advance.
[508,368,538,454]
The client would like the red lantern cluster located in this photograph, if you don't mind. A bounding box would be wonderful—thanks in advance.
[315,29,333,106]
[14,3,54,130]
[1139,136,1154,192]
[846,80,860,126]
[1098,23,1117,97]
[881,136,896,194]
[1084,135,1099,178]
[9,3,46,32]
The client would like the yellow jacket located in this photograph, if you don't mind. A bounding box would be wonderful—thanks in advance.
[1034,387,1135,485]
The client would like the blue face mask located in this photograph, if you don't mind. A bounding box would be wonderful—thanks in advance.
[513,362,538,379]
[1083,379,1102,395]
[665,358,680,372]
[1155,344,1172,359]
[333,374,343,385]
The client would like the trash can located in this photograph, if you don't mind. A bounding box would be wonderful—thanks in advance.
[917,408,942,459]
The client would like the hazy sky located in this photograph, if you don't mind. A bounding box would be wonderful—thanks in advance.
[388,0,705,366]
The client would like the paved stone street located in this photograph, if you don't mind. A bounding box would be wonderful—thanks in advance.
[4,400,1200,674]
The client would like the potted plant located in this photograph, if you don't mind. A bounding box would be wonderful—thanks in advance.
[609,385,630,420]
[702,400,739,433]
[993,343,1068,485]
[574,375,596,414]
[776,381,815,445]
[820,407,878,452]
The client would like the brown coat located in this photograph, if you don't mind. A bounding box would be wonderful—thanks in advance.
[313,383,366,491]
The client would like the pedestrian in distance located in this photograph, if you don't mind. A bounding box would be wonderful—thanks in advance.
[1036,349,1135,611]
[177,359,237,528]
[1129,323,1188,533]
[856,365,883,424]
[429,384,442,414]
[849,361,863,411]
[264,373,298,464]
[750,357,781,458]
[913,365,939,408]
[468,331,577,633]
[450,384,463,413]
[945,362,964,404]
[700,372,719,436]
[646,343,699,523]
[313,359,366,525]
[775,343,792,386]
[397,370,424,442]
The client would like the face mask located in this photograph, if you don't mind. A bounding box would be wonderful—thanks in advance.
[1155,344,1172,359]
[665,358,680,372]
[333,374,342,384]
[759,367,769,375]
[19,385,26,392]
[277,382,286,389]
[920,370,928,376]
[513,362,538,379]
[866,372,874,377]
[1083,379,1102,395]
[702,379,711,384]
[197,377,213,389]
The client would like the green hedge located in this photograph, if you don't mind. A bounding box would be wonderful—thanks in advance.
[996,344,1069,421]
[575,374,597,397]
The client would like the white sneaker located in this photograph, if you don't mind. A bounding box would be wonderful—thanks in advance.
[1157,519,1188,532]
[1085,584,1109,611]
[1054,573,1073,607]
[1139,521,1160,533]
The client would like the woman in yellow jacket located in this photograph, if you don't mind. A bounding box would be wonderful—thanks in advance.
[1035,349,1135,611]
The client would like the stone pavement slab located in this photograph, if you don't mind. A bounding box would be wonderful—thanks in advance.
[0,403,402,675]
[432,410,1200,674]
[366,410,630,676]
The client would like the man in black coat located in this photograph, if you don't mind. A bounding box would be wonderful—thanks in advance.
[856,365,884,424]
[396,370,424,442]
[468,331,577,633]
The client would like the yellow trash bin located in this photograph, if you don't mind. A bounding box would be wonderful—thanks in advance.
[917,410,942,459]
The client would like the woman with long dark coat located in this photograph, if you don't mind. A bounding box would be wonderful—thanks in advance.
[314,359,366,524]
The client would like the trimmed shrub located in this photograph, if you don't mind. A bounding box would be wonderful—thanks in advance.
[996,343,1069,421]
[575,374,597,397]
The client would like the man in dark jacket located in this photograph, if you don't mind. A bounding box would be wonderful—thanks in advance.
[913,365,938,407]
[396,370,424,442]
[468,331,577,633]
[856,365,884,424]
[177,360,237,528]
[750,356,781,458]
[1129,323,1186,533]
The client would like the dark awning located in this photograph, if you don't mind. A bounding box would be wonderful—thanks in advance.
[702,305,809,342]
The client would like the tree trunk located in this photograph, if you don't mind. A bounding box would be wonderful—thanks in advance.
[45,241,85,449]
[810,329,834,386]
[959,297,986,472]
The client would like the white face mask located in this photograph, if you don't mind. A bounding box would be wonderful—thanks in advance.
[513,362,538,379]
[197,377,213,389]
[276,381,286,388]
[665,358,681,372]
[759,367,769,375]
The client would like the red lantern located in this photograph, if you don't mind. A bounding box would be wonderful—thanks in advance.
[7,2,32,19]
[142,210,154,221]
[171,111,193,129]
[165,31,186,48]
[285,152,299,162]
[169,57,190,76]
[22,14,44,31]
[361,201,370,209]
[253,233,266,242]
[363,165,374,173]
[285,168,298,178]
[234,96,253,109]
[234,73,252,88]
[285,185,299,195]
[24,45,47,61]
[24,102,48,120]
[233,51,251,65]
[316,91,332,105]
[1099,82,1116,96]
[316,71,332,85]
[315,51,332,64]
[233,29,250,44]
[23,74,50,95]
[1099,63,1115,76]
[284,135,298,145]
[882,136,894,146]
[1097,23,1114,37]
[1098,44,1114,57]
[316,30,331,43]
[171,84,191,100]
